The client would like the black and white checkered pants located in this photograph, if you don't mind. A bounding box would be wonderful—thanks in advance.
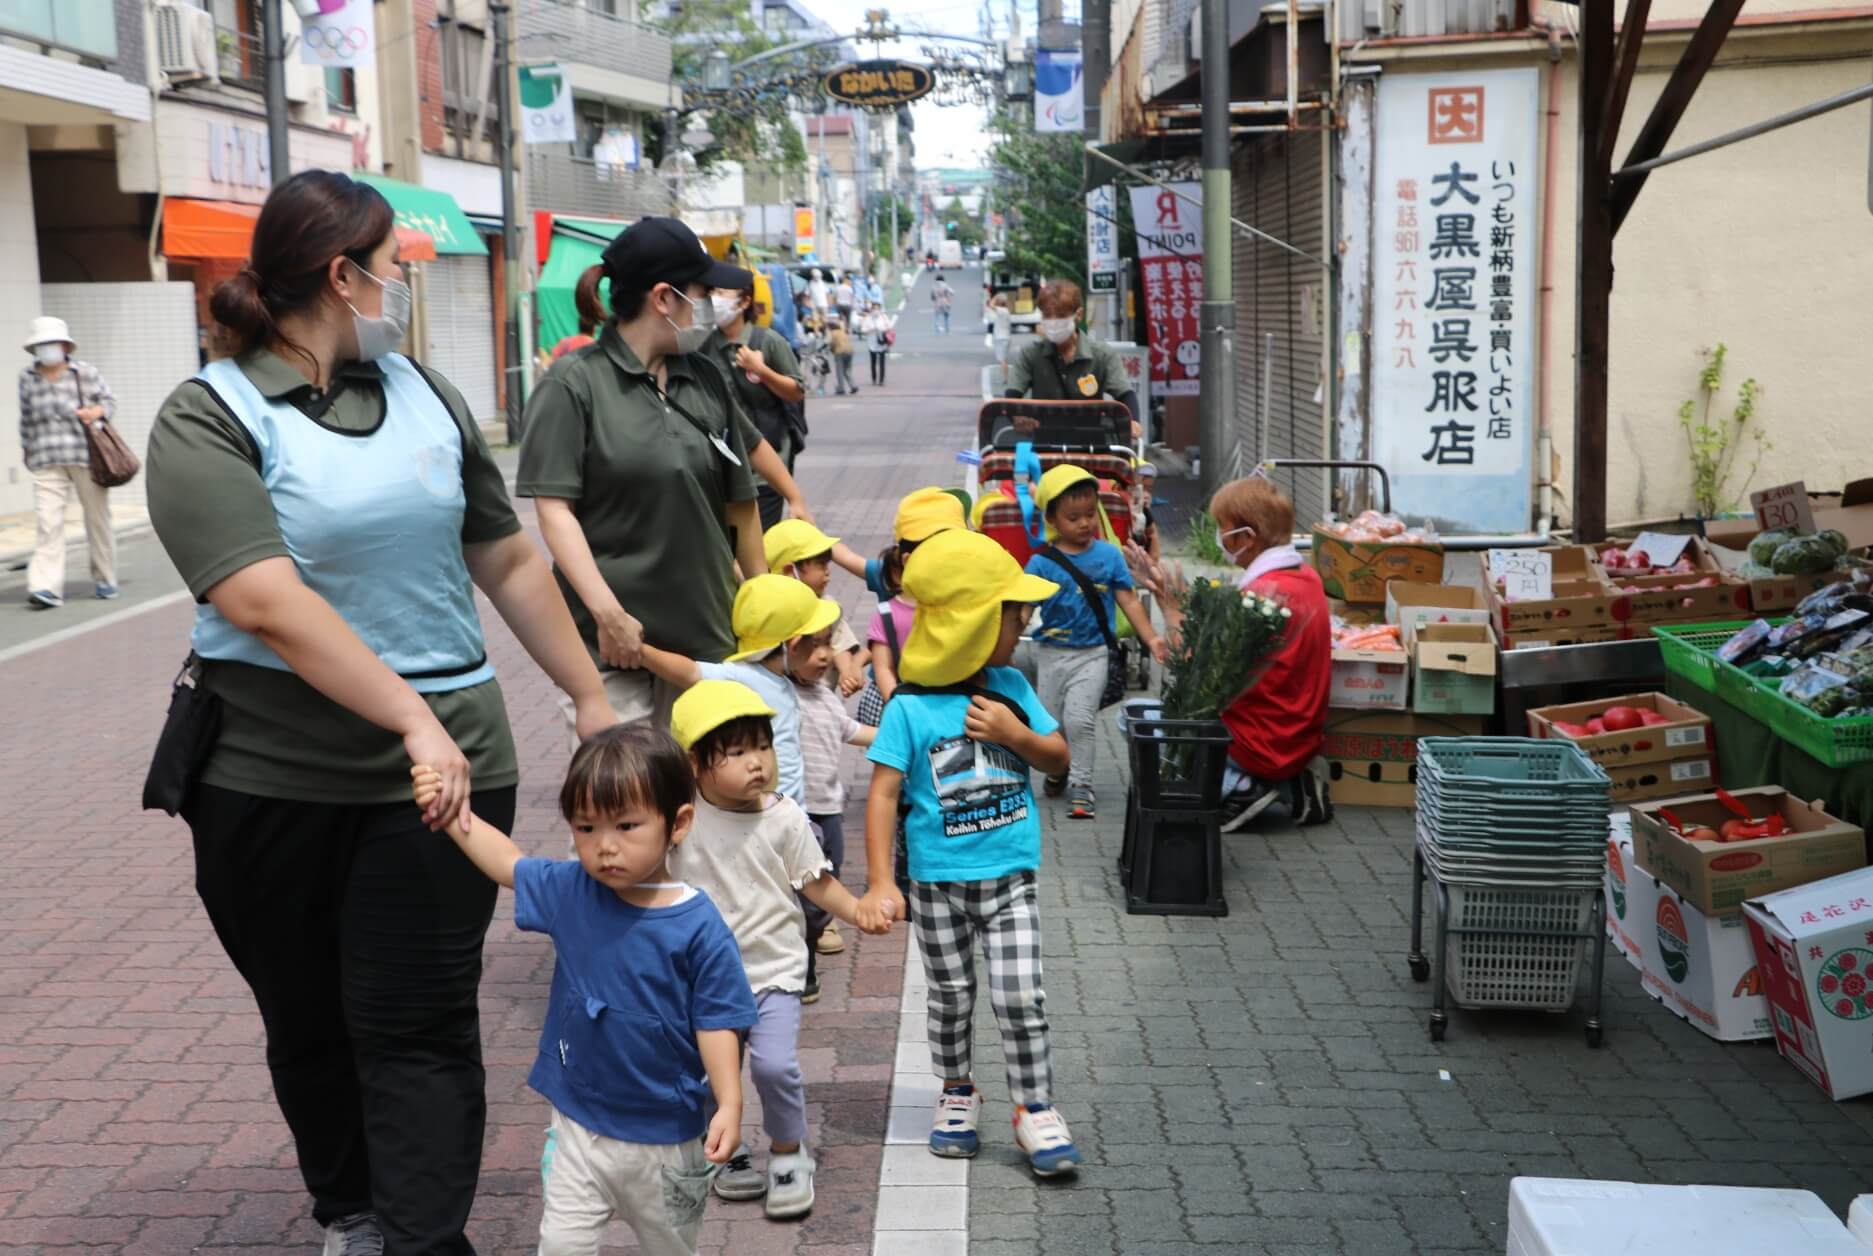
[911,871,1052,1106]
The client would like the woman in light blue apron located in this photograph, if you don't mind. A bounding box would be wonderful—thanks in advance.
[145,170,614,1256]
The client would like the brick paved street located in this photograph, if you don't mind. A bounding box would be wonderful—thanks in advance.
[4,273,1873,1254]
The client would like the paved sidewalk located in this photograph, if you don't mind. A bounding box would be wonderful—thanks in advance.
[958,714,1873,1254]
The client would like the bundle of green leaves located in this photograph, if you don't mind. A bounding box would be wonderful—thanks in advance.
[1159,579,1292,723]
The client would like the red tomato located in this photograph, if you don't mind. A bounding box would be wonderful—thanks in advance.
[1637,710,1672,727]
[1601,706,1644,732]
[1585,717,1607,735]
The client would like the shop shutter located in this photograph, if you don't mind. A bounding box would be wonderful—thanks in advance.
[1230,129,1330,529]
[424,253,499,425]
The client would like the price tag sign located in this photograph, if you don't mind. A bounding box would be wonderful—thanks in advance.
[1492,548,1553,601]
[1752,480,1818,535]
[1627,531,1692,568]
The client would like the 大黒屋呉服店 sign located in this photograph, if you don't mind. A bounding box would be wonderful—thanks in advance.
[1129,184,1202,398]
[1370,68,1541,535]
[821,61,934,108]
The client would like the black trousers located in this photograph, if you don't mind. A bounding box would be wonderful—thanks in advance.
[869,350,887,385]
[756,444,797,531]
[802,812,846,984]
[186,783,516,1255]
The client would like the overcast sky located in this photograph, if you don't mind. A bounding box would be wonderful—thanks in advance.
[802,0,1069,171]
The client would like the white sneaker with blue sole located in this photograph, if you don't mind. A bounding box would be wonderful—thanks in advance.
[929,1087,981,1157]
[1012,1104,1081,1176]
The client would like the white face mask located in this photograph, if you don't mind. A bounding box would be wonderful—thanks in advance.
[665,289,712,355]
[32,344,66,367]
[1217,523,1257,566]
[1039,317,1077,345]
[711,294,745,327]
[344,263,413,362]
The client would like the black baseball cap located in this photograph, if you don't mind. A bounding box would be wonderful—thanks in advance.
[602,217,750,294]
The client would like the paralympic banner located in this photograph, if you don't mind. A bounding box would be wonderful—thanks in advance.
[1035,50,1083,133]
[298,0,374,69]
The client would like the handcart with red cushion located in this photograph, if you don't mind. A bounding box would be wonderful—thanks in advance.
[971,399,1139,568]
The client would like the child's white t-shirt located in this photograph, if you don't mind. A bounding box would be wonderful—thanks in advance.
[668,793,831,995]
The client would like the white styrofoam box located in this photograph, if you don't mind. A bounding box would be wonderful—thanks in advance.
[1636,874,1771,1042]
[1506,1177,1863,1255]
[1848,1195,1873,1248]
[40,280,200,520]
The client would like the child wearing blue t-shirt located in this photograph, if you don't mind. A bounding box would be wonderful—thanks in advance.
[639,573,841,811]
[412,725,756,1256]
[1023,465,1166,820]
[854,530,1083,1179]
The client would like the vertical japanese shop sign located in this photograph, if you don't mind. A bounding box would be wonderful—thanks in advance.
[1086,186,1118,294]
[1129,183,1202,397]
[1371,69,1539,533]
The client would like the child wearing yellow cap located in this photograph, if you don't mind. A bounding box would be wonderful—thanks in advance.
[666,681,880,1221]
[853,530,1083,1179]
[1023,464,1167,819]
[411,726,756,1255]
[764,518,865,697]
[638,574,840,811]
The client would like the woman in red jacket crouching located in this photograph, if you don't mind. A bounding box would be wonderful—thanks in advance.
[1130,475,1333,830]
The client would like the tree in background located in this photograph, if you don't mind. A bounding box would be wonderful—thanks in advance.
[984,110,1084,288]
[651,0,810,178]
[939,197,985,249]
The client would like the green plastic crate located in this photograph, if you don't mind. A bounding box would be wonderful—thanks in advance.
[1749,675,1873,768]
[1652,621,1753,694]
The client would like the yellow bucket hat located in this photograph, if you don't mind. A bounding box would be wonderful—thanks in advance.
[969,492,1002,530]
[894,487,966,543]
[764,518,841,572]
[1033,464,1101,540]
[670,679,776,751]
[726,574,842,662]
[898,531,1058,686]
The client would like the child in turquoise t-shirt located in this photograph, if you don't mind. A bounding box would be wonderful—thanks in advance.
[854,530,1082,1180]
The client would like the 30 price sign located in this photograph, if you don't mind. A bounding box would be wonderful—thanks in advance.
[1751,481,1818,535]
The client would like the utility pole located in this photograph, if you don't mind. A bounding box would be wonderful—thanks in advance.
[262,0,290,184]
[491,0,522,443]
[1197,0,1235,492]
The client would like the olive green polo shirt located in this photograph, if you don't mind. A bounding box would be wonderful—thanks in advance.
[145,348,522,804]
[517,324,757,668]
[1006,331,1132,405]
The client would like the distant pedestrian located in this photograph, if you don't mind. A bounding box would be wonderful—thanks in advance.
[866,274,884,306]
[834,274,854,324]
[828,317,856,395]
[931,276,953,334]
[18,316,117,608]
[866,304,894,386]
[808,269,830,316]
[145,169,615,1256]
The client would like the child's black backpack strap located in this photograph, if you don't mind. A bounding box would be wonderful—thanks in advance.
[892,682,1031,726]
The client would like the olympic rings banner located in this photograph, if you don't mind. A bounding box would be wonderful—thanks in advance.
[299,0,374,70]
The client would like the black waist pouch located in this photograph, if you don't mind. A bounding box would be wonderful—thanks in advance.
[143,654,223,816]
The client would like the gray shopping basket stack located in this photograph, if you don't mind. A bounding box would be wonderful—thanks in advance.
[1406,737,1613,1046]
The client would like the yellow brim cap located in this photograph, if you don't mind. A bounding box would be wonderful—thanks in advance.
[670,679,777,750]
[725,595,843,662]
[897,573,1058,686]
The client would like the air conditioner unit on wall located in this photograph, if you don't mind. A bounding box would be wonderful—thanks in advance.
[155,1,220,85]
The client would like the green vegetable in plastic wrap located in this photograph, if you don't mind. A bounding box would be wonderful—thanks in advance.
[1780,663,1858,716]
[1819,529,1849,559]
[1751,529,1796,566]
[1833,646,1873,690]
[1738,559,1774,581]
[1773,535,1840,575]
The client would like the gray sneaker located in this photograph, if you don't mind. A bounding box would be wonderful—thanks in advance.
[712,1150,767,1201]
[764,1149,816,1219]
[321,1211,383,1256]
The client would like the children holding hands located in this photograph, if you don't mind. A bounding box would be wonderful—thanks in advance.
[855,529,1084,1178]
[411,727,754,1256]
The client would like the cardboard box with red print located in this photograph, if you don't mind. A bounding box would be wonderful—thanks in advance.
[1605,827,1656,973]
[1630,787,1866,917]
[1743,867,1873,1100]
[1635,874,1772,1042]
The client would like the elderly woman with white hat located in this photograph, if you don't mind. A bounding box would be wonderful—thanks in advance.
[18,315,116,608]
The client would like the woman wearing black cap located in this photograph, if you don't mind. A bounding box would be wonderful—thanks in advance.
[520,217,771,733]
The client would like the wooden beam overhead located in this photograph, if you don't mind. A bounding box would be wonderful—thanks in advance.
[1608,0,1746,235]
[1599,0,1651,169]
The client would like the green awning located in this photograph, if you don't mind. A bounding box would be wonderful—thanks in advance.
[537,217,629,349]
[354,173,488,256]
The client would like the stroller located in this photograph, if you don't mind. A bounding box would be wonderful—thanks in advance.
[970,398,1153,688]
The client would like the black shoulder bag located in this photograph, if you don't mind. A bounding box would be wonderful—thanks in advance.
[1037,544,1127,708]
[142,653,223,816]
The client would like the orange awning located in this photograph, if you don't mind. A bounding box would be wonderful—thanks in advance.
[163,198,437,262]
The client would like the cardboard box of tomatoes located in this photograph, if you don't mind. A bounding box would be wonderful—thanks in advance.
[1529,693,1716,801]
[1742,866,1873,1100]
[1631,787,1866,917]
[1592,536,1753,624]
